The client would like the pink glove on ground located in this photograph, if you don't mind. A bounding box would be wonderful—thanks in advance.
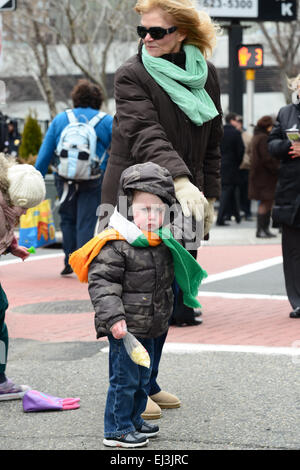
[23,389,80,412]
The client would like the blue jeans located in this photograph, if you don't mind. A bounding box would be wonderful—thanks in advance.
[146,280,179,396]
[104,335,154,438]
[54,174,103,265]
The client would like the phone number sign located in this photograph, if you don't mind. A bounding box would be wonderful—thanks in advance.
[199,0,258,18]
[197,0,297,21]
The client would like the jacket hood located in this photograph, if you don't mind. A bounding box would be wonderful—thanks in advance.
[118,162,176,208]
[0,153,10,200]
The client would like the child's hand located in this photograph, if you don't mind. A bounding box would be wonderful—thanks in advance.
[110,320,127,339]
[11,245,30,261]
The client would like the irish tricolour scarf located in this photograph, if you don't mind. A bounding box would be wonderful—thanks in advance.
[69,209,207,308]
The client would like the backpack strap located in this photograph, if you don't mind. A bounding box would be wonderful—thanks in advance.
[88,111,107,128]
[65,109,77,123]
[89,111,109,166]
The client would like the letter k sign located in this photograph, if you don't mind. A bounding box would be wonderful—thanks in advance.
[282,2,293,16]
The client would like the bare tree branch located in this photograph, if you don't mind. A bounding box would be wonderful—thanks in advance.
[259,22,284,68]
[2,0,138,116]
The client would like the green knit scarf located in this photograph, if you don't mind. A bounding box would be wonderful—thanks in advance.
[142,43,219,126]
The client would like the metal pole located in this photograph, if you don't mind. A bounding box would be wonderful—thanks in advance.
[245,69,255,131]
[228,21,244,115]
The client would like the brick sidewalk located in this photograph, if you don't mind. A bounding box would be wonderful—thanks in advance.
[2,243,297,348]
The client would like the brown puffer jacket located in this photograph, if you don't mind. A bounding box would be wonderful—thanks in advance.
[101,49,223,207]
[88,163,176,339]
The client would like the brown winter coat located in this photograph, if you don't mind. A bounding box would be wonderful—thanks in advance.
[101,50,223,207]
[88,163,176,339]
[248,128,279,201]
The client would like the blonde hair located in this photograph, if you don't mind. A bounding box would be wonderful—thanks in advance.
[134,0,220,58]
[287,73,300,91]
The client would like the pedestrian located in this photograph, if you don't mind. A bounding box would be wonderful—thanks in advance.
[100,0,223,418]
[235,115,253,221]
[0,154,46,399]
[216,112,245,226]
[249,115,279,238]
[35,79,113,276]
[268,73,300,319]
[4,120,21,158]
[70,162,206,448]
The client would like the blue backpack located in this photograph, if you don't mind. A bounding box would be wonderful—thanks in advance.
[55,109,107,181]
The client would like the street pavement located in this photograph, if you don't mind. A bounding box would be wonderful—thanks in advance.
[0,216,299,452]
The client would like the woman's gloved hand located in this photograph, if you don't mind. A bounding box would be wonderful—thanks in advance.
[204,198,216,236]
[174,176,208,222]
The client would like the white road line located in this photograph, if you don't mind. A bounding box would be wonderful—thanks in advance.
[101,342,300,358]
[202,256,283,284]
[199,291,288,301]
[0,253,64,266]
[1,253,282,284]
[162,342,300,357]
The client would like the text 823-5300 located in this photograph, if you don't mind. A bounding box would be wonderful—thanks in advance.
[199,0,258,18]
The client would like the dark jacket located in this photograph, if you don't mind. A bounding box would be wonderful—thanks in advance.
[101,49,223,207]
[220,124,245,185]
[88,163,176,339]
[268,103,300,227]
[248,127,279,201]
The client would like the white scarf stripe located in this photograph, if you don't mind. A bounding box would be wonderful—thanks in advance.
[109,208,143,244]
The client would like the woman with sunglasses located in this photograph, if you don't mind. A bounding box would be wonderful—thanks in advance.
[101,0,223,419]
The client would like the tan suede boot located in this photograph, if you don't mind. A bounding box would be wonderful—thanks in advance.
[150,391,181,409]
[141,396,162,420]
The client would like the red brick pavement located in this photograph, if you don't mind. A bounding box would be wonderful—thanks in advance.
[2,243,298,348]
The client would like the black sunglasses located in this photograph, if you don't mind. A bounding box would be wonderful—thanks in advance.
[137,25,177,40]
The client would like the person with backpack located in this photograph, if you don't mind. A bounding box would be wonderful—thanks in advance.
[35,79,113,275]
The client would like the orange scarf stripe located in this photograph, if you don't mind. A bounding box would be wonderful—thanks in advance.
[144,231,161,245]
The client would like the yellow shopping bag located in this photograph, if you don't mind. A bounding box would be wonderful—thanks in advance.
[19,199,56,248]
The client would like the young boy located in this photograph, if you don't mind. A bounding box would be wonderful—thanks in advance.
[70,162,206,448]
[0,154,46,399]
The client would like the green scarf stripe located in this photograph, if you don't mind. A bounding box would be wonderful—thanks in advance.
[156,227,207,308]
[142,44,219,126]
[131,233,150,247]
